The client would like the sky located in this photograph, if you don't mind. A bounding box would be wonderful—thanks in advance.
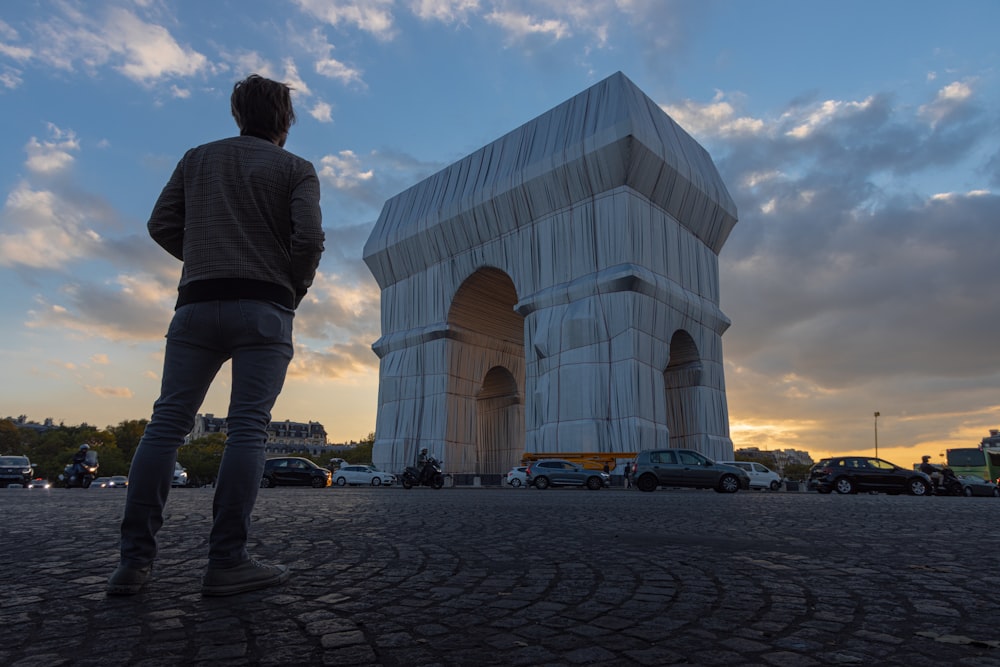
[1,0,998,466]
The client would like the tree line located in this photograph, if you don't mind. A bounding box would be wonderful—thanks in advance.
[0,419,376,486]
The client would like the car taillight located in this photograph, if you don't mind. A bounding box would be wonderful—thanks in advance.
[525,465,532,476]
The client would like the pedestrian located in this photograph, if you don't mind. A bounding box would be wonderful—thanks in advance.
[623,462,631,489]
[107,74,325,597]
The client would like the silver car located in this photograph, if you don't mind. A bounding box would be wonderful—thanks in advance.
[525,459,610,490]
[631,449,750,493]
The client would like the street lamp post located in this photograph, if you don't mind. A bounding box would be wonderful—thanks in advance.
[874,411,880,458]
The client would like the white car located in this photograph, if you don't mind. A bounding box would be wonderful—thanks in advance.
[718,461,782,491]
[333,465,395,487]
[172,462,189,487]
[506,466,528,488]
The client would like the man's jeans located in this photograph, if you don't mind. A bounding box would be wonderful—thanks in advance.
[119,300,294,569]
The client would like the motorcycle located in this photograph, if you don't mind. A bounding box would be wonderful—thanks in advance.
[932,467,964,496]
[401,457,444,489]
[59,450,99,488]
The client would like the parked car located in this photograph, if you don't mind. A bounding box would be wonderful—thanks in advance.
[332,464,395,487]
[956,475,1000,497]
[0,455,33,487]
[27,478,51,489]
[108,475,129,489]
[172,462,189,487]
[718,461,782,491]
[808,456,932,495]
[526,459,610,490]
[505,466,528,488]
[631,449,750,493]
[261,457,332,488]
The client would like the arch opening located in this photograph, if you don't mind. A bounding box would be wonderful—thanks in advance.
[447,268,525,478]
[477,366,522,476]
[664,330,703,448]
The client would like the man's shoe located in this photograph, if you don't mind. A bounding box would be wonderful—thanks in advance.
[107,563,152,595]
[201,559,290,597]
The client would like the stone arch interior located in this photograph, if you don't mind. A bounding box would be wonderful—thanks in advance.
[447,268,525,481]
[477,366,522,478]
[448,267,522,342]
[664,330,703,447]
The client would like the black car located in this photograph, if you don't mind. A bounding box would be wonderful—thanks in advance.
[261,457,332,488]
[955,474,1000,498]
[808,456,932,496]
[0,455,33,487]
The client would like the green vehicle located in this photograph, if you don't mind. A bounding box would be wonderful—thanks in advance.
[945,447,1000,484]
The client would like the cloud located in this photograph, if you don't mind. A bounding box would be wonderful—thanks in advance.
[283,224,384,381]
[24,124,79,174]
[485,10,570,42]
[784,97,876,139]
[0,18,32,63]
[23,4,208,84]
[409,0,480,24]
[25,273,174,343]
[221,49,275,80]
[662,82,1000,454]
[0,65,23,89]
[0,184,101,269]
[315,56,363,84]
[292,26,365,86]
[0,19,19,40]
[292,0,397,40]
[919,79,974,127]
[0,41,32,61]
[310,101,333,122]
[102,7,208,83]
[281,58,311,97]
[85,385,134,399]
[319,150,375,189]
[317,148,445,214]
[662,92,765,138]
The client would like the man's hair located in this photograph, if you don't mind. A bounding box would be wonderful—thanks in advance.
[230,74,296,144]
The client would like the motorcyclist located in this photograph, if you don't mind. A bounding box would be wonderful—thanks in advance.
[66,444,98,485]
[417,448,430,483]
[71,444,90,476]
[919,455,941,487]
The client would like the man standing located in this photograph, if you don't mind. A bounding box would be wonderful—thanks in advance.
[107,75,325,596]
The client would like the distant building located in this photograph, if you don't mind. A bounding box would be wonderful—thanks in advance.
[4,416,58,434]
[983,429,1000,448]
[186,413,333,456]
[735,447,814,469]
[186,413,228,442]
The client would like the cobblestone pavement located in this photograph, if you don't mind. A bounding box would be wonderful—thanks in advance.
[3,485,1000,666]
